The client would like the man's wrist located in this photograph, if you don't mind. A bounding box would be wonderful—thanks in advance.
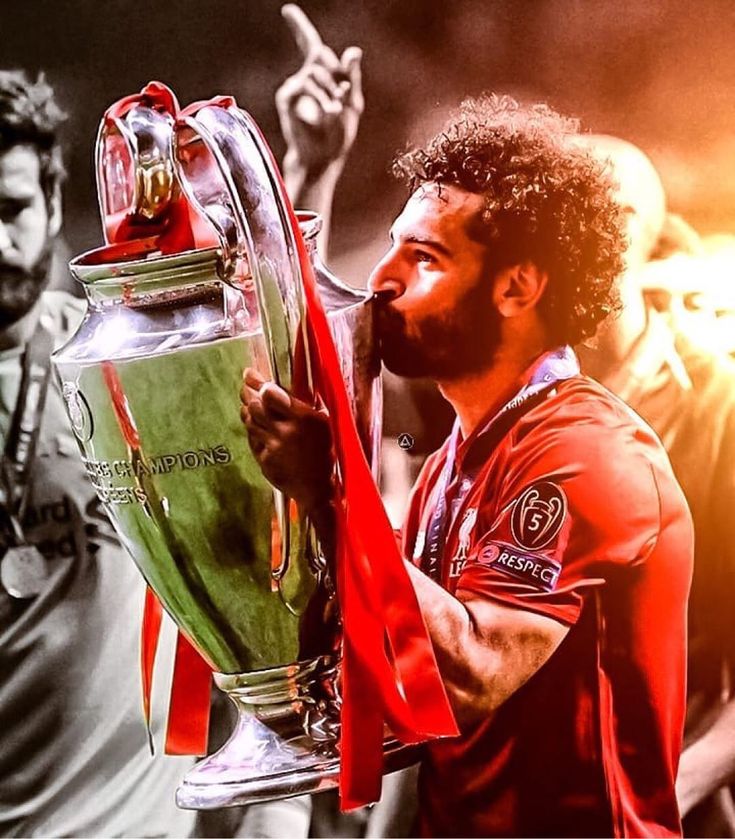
[304,476,337,520]
[283,156,344,197]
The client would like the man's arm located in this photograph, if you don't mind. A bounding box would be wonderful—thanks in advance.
[276,4,363,258]
[241,371,569,727]
[405,563,568,726]
[677,697,735,817]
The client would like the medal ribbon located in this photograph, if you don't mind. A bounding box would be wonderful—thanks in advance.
[0,319,55,558]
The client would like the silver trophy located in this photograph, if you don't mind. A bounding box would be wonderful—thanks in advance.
[52,89,409,809]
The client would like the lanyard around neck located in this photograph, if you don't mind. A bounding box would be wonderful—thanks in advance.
[420,347,580,583]
[421,385,555,583]
[0,317,55,544]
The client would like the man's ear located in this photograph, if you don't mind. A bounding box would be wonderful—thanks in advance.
[492,262,548,318]
[46,181,62,239]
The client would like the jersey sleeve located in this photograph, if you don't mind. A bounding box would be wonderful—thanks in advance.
[455,419,666,626]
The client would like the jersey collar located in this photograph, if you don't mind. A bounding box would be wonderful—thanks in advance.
[453,345,580,474]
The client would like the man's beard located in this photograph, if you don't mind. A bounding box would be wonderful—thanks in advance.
[375,289,502,380]
[0,248,53,331]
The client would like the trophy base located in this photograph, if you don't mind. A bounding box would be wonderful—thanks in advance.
[176,656,418,809]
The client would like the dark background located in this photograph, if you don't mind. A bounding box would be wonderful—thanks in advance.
[5,0,735,285]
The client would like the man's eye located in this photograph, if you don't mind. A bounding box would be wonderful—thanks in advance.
[415,250,435,264]
[0,200,28,223]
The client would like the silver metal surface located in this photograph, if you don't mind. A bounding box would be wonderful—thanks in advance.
[53,94,392,807]
[177,656,418,808]
[96,102,177,233]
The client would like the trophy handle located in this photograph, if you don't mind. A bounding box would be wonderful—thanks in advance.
[172,102,309,394]
[172,100,315,588]
[95,85,179,244]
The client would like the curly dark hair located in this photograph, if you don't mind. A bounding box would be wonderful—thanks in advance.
[0,70,66,204]
[393,95,626,345]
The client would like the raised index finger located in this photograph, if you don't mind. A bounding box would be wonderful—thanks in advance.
[282,4,323,60]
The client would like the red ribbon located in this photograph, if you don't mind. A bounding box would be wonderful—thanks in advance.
[100,82,217,253]
[165,632,213,756]
[101,359,213,755]
[246,119,458,808]
[141,585,163,751]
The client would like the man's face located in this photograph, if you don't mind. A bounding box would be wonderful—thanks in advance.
[368,183,501,380]
[0,144,56,329]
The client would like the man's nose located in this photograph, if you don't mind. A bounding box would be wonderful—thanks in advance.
[367,256,404,300]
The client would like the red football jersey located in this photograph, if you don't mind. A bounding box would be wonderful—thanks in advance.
[403,375,693,837]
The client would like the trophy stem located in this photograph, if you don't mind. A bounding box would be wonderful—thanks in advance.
[176,656,339,808]
[176,656,418,809]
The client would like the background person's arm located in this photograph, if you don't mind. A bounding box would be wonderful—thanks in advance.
[677,698,735,817]
[276,3,363,258]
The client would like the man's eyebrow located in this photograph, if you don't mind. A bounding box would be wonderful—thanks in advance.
[399,234,453,258]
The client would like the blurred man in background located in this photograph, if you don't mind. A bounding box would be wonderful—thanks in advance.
[643,222,735,359]
[0,70,195,838]
[577,135,735,837]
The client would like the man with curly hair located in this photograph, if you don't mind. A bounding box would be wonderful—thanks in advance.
[241,95,693,837]
[0,70,195,837]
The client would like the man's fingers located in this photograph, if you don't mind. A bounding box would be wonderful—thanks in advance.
[282,4,323,59]
[340,46,364,113]
[282,4,342,71]
[299,78,341,118]
[260,382,295,418]
[277,76,323,126]
[245,427,267,457]
[287,65,347,125]
[240,404,267,456]
[244,367,267,391]
[246,397,271,430]
[310,63,348,100]
[293,95,322,127]
[341,46,363,79]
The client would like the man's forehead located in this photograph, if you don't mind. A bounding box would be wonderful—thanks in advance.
[0,144,43,196]
[391,183,485,238]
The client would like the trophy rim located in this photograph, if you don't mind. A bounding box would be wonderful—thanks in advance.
[69,244,222,286]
